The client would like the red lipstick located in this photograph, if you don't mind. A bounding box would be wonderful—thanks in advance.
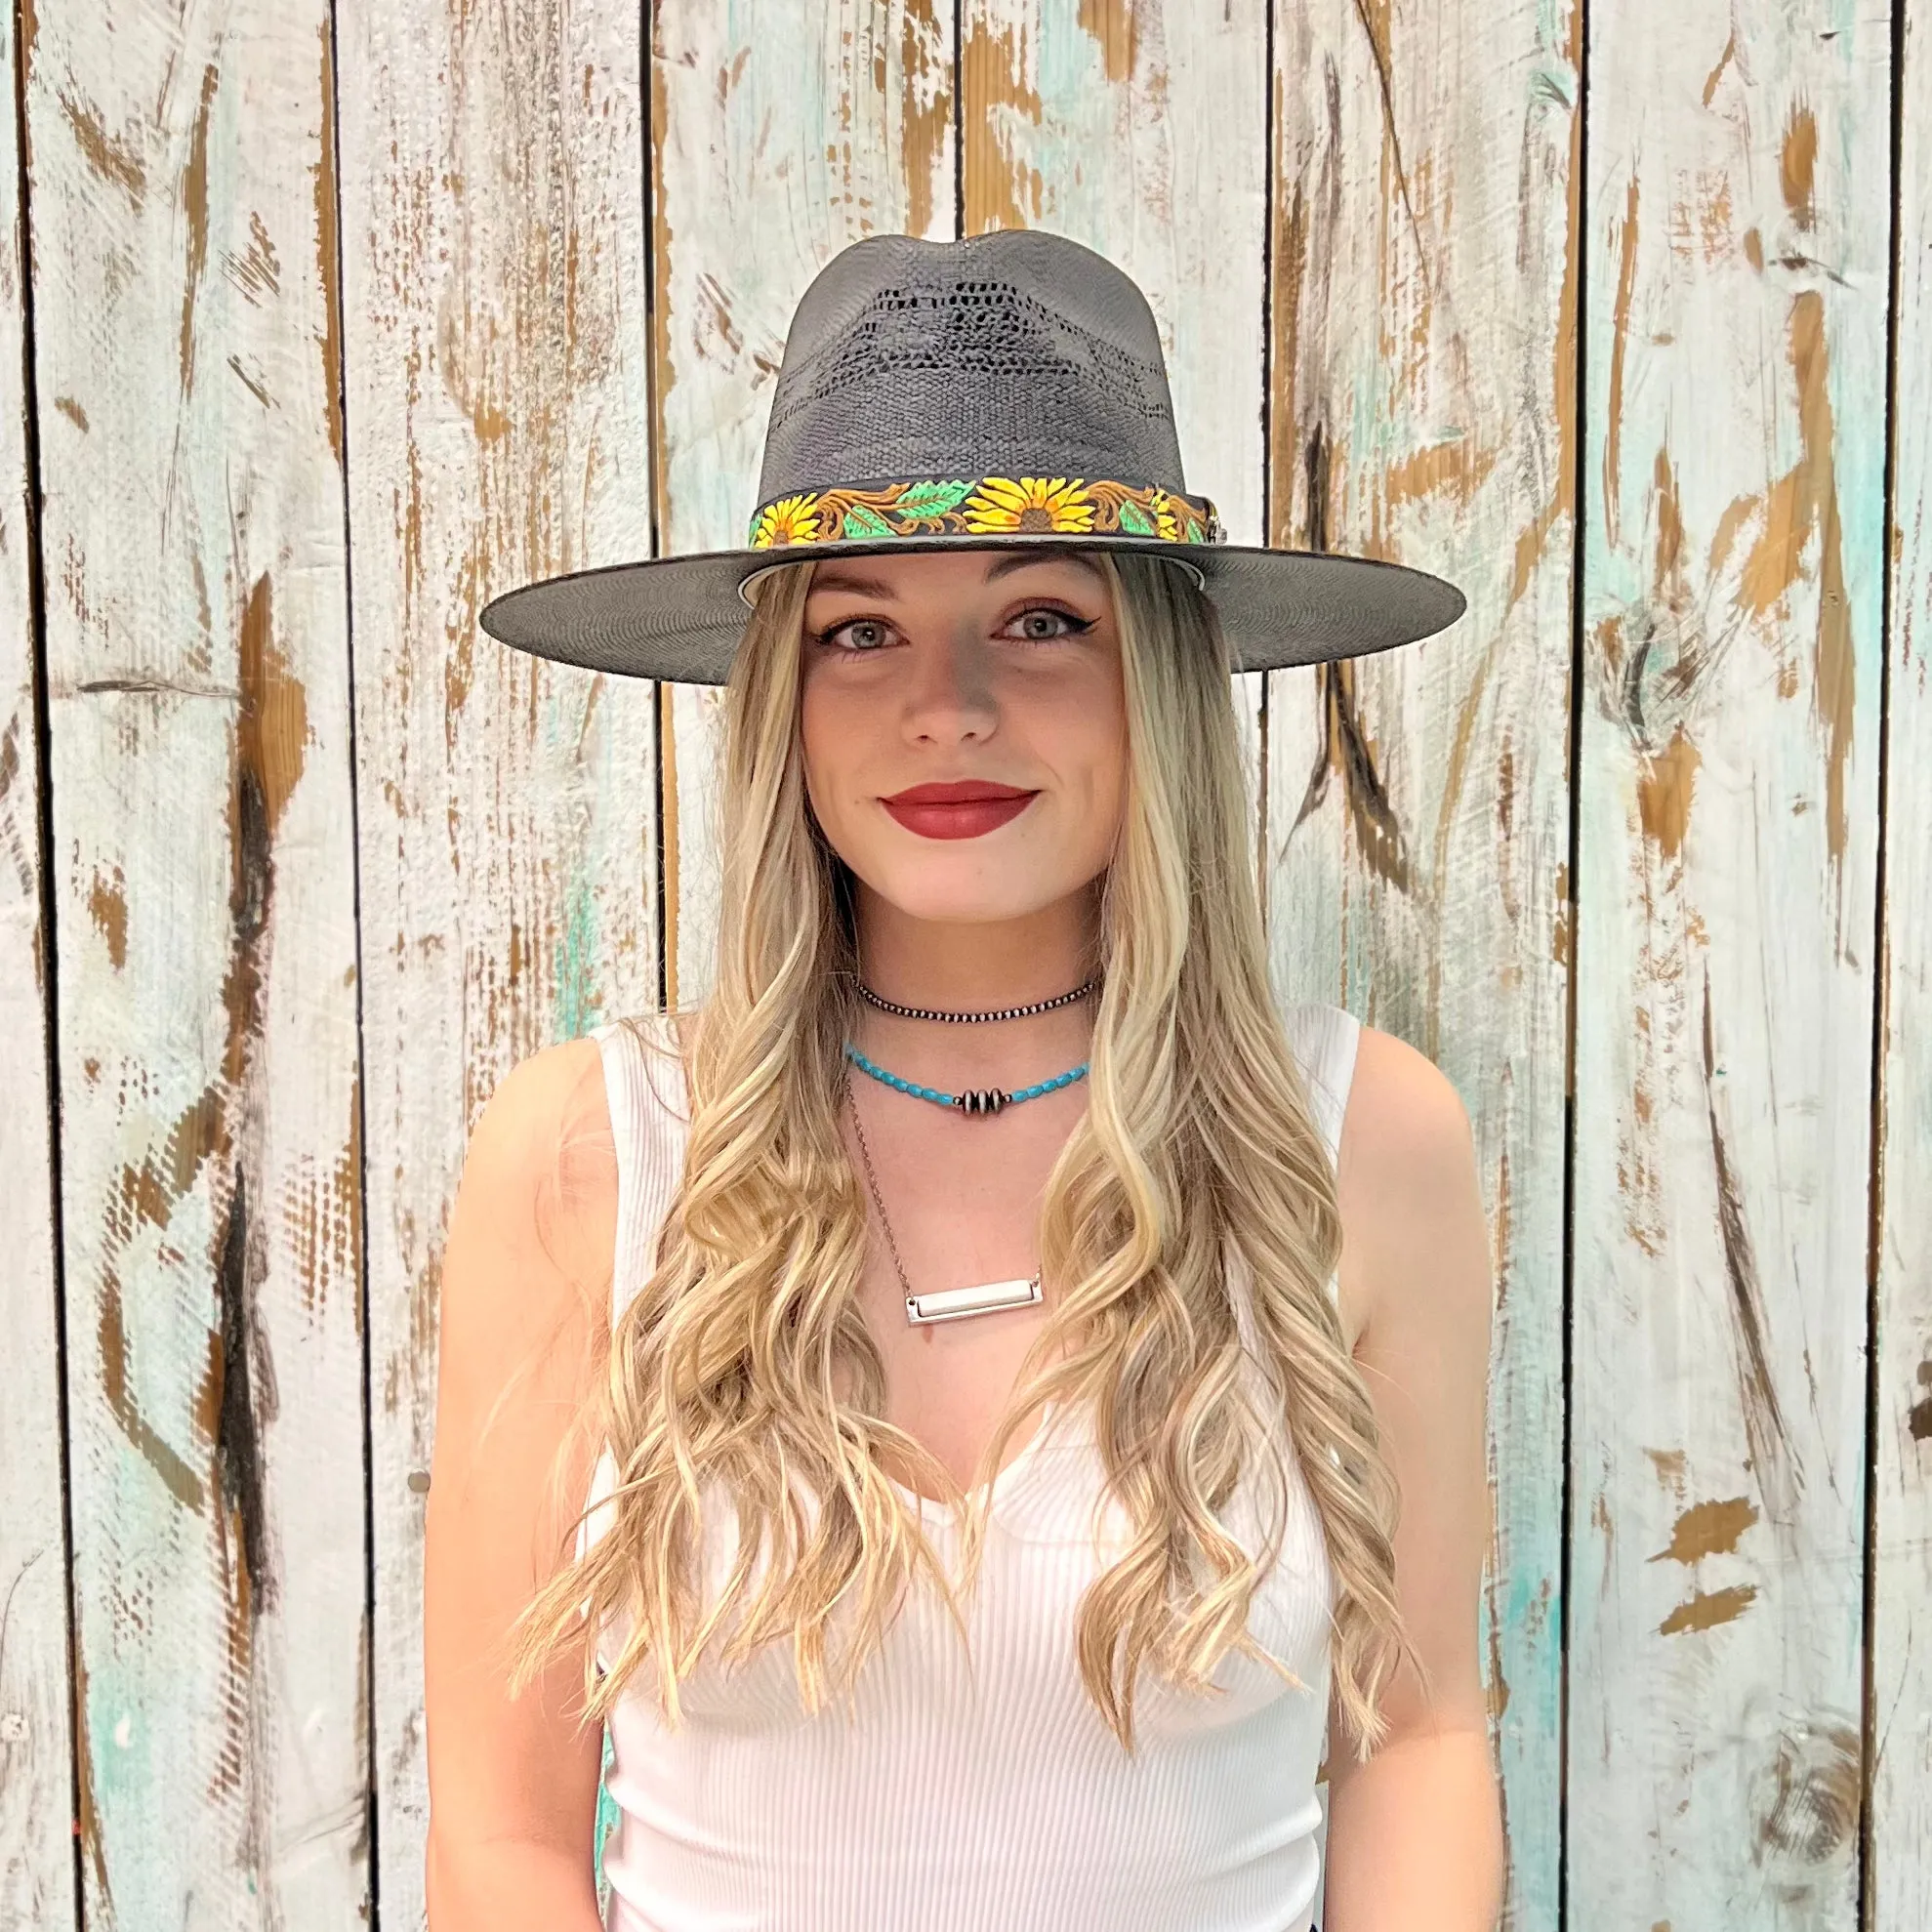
[880,779,1039,841]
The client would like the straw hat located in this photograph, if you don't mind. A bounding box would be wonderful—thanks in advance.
[479,228,1464,683]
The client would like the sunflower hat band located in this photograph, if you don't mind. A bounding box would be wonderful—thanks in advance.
[749,474,1221,552]
[479,230,1465,685]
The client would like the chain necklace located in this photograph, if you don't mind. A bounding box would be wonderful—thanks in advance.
[847,1086,1048,1325]
[854,973,1100,1024]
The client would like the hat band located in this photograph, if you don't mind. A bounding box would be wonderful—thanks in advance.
[746,475,1221,551]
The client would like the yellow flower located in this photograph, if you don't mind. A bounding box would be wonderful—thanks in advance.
[962,476,1095,535]
[1145,487,1181,542]
[752,493,821,548]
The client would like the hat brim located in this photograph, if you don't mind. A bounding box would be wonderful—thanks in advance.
[476,533,1466,684]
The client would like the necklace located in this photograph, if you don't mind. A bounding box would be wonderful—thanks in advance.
[847,1087,1048,1325]
[843,1042,1089,1117]
[854,973,1100,1023]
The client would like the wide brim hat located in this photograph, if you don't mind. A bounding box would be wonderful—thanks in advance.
[479,230,1466,684]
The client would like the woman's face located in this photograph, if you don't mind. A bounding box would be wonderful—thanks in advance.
[798,547,1127,927]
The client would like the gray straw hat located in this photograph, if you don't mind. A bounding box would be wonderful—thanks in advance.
[479,229,1465,683]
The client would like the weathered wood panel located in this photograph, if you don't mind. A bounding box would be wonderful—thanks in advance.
[0,0,74,1917]
[1265,0,1577,1922]
[335,0,658,1918]
[1872,5,1932,1924]
[27,1,368,1922]
[1571,3,1888,1924]
[655,2,955,1009]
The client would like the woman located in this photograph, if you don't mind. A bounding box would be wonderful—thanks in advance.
[427,229,1502,1930]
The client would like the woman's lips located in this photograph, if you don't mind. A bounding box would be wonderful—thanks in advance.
[881,793,1038,839]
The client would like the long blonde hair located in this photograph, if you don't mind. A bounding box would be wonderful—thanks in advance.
[511,550,1423,1760]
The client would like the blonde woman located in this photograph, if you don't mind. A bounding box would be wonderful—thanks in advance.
[426,231,1501,1930]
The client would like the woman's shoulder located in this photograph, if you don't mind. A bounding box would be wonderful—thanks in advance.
[446,1030,636,1339]
[1340,1018,1470,1161]
[1332,1016,1477,1340]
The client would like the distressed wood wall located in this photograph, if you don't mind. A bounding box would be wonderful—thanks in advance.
[2,2,1922,1929]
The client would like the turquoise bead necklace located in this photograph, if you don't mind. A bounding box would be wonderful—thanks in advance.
[842,1042,1089,1116]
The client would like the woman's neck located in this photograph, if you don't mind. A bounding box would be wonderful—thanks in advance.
[848,896,1100,1082]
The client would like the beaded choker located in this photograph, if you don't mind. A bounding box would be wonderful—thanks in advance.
[853,972,1100,1023]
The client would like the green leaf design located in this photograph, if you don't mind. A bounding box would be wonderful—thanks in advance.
[893,479,974,518]
[841,502,895,539]
[1117,501,1156,536]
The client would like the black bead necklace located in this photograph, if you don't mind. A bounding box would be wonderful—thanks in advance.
[853,973,1101,1024]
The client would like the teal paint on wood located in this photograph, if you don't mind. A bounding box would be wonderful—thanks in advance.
[27,0,372,1920]
[336,0,661,1913]
[0,0,75,1914]
[1866,3,1931,1927]
[1571,0,1888,1922]
[1265,1,1579,1925]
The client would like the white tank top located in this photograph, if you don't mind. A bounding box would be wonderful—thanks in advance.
[577,1000,1361,1932]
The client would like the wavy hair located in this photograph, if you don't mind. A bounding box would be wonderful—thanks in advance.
[509,550,1424,1760]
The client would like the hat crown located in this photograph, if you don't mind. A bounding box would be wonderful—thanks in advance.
[755,230,1189,510]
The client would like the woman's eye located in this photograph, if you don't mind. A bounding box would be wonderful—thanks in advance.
[820,617,894,652]
[1004,606,1090,642]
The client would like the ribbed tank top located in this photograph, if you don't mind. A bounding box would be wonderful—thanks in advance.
[577,1001,1361,1932]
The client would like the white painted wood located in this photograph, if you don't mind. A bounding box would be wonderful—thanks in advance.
[27,2,368,1922]
[1265,0,1576,1921]
[335,0,659,1918]
[0,0,75,1918]
[1871,5,1932,1926]
[654,0,956,1007]
[1571,4,1887,1924]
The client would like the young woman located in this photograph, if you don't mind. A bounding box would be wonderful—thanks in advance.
[428,230,1501,1930]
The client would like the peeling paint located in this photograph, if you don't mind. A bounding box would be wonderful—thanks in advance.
[313,18,345,468]
[1701,965,1800,1524]
[962,17,1045,232]
[1603,175,1640,555]
[1907,1357,1932,1443]
[88,861,127,969]
[1750,1718,1860,1871]
[1658,1582,1756,1635]
[58,88,146,205]
[177,62,220,393]
[1635,723,1699,859]
[1076,0,1139,83]
[1649,1494,1758,1564]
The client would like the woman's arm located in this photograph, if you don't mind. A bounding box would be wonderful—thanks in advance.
[1321,1023,1506,1932]
[423,1037,618,1931]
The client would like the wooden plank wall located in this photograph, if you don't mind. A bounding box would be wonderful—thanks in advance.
[3,3,1922,1928]
[0,0,72,1920]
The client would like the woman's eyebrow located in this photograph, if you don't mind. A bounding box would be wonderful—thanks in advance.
[806,567,901,599]
[983,551,1104,583]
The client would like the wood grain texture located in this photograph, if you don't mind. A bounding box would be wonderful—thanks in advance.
[335,0,658,1919]
[1571,2,1887,1923]
[654,1,955,1010]
[0,0,74,1919]
[1266,0,1577,1921]
[26,1,368,1922]
[1871,6,1931,1925]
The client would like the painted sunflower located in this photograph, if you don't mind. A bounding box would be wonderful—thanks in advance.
[961,476,1096,535]
[751,493,822,548]
[1144,487,1182,543]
